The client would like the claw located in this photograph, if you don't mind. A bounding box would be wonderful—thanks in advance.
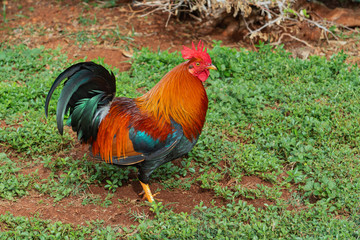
[139,181,155,203]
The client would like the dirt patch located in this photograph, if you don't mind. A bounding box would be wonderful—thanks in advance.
[240,175,273,189]
[0,144,28,164]
[0,182,224,227]
[237,175,274,208]
[20,163,51,180]
[0,191,142,227]
[1,0,211,67]
[52,46,132,72]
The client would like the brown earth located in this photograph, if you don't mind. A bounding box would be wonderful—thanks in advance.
[0,0,358,228]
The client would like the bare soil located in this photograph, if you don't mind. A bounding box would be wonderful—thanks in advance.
[0,0,358,227]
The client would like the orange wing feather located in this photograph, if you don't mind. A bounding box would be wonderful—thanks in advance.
[92,100,140,163]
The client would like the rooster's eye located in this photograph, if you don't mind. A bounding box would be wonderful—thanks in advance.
[195,62,200,66]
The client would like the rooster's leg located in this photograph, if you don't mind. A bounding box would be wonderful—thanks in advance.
[139,181,155,203]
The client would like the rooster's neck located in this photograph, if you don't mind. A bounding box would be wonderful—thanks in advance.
[136,62,208,141]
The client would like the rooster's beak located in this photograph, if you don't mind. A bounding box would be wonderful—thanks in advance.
[207,64,217,70]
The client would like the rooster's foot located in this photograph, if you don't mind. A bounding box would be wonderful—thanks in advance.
[139,181,161,202]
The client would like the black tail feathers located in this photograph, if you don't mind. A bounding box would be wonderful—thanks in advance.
[45,62,116,142]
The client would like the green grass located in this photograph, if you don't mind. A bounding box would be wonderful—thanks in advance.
[0,212,127,239]
[0,41,359,238]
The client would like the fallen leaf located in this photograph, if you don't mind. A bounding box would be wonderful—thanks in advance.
[121,48,133,58]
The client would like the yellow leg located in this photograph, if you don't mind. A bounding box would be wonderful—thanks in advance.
[140,181,154,203]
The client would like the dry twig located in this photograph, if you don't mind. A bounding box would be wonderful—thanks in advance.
[270,33,314,48]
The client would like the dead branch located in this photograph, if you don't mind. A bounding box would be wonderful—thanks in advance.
[270,33,314,48]
[134,0,348,44]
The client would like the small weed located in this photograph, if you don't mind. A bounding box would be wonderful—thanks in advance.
[77,12,97,26]
[128,209,149,222]
[149,201,165,215]
[82,194,102,206]
[2,2,7,23]
[104,179,119,192]
[101,193,113,207]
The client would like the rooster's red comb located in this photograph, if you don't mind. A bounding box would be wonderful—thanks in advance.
[181,40,211,64]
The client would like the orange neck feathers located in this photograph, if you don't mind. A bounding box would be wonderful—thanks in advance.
[136,61,208,141]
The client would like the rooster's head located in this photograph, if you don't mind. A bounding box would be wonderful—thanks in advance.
[182,40,217,82]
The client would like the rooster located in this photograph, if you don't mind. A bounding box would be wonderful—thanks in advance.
[45,41,216,202]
